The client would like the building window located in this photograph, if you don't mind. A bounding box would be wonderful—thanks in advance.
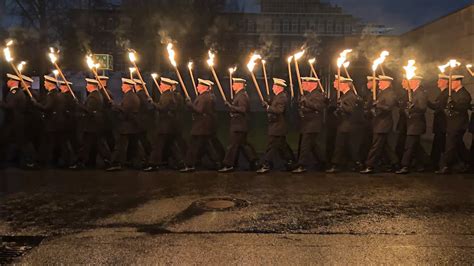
[282,19,289,33]
[318,21,325,33]
[335,23,342,33]
[272,19,280,33]
[247,19,256,33]
[326,19,333,34]
[309,20,316,31]
[291,19,298,33]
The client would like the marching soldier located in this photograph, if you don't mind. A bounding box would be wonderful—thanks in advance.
[180,79,222,172]
[71,78,111,169]
[31,75,69,167]
[360,76,399,174]
[437,75,472,174]
[326,76,362,173]
[256,78,295,174]
[395,80,409,159]
[133,79,153,164]
[292,77,326,173]
[0,74,32,168]
[98,75,116,152]
[107,78,142,171]
[219,77,258,172]
[396,76,428,174]
[427,74,449,169]
[58,80,79,167]
[144,77,184,171]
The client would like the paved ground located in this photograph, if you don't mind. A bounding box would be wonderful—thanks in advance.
[0,168,473,264]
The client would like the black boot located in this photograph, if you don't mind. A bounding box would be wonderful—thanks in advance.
[256,164,271,174]
[218,166,235,173]
[325,165,340,174]
[292,166,307,174]
[435,166,450,175]
[360,167,374,174]
[179,166,196,173]
[395,166,409,175]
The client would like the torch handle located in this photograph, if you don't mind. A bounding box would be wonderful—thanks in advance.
[132,62,151,99]
[54,63,77,100]
[294,60,303,96]
[262,64,270,96]
[174,67,190,100]
[211,67,227,102]
[380,64,386,76]
[448,69,452,97]
[188,68,198,96]
[310,64,325,93]
[250,71,264,103]
[467,66,474,77]
[229,73,233,100]
[337,67,341,100]
[152,77,162,94]
[287,63,294,100]
[343,66,358,96]
[372,70,377,101]
[10,63,33,99]
[92,68,112,101]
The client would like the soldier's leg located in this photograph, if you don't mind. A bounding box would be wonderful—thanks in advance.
[39,132,54,166]
[185,135,206,167]
[430,133,445,169]
[455,132,470,165]
[331,132,347,166]
[111,134,129,165]
[97,134,111,165]
[440,132,457,169]
[138,131,152,159]
[261,136,280,168]
[222,131,243,167]
[297,133,314,167]
[240,133,258,166]
[365,133,388,168]
[401,135,418,167]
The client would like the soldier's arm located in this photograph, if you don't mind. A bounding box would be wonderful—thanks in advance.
[267,96,286,114]
[412,95,427,113]
[153,95,172,112]
[303,95,326,112]
[452,95,472,112]
[0,94,16,109]
[228,97,247,113]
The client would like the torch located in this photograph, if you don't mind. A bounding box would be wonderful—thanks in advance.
[293,50,305,96]
[466,64,474,77]
[129,67,136,80]
[187,61,198,96]
[228,66,237,100]
[287,56,294,100]
[261,59,270,97]
[378,51,389,76]
[166,43,190,100]
[52,69,60,87]
[403,60,417,103]
[151,73,162,94]
[336,49,352,99]
[128,50,151,98]
[342,62,358,95]
[207,50,227,102]
[247,53,265,103]
[371,52,388,101]
[48,48,77,100]
[308,58,325,93]
[3,41,33,98]
[439,59,461,98]
[86,55,112,101]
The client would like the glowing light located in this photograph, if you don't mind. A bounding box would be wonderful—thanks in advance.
[247,53,262,72]
[403,60,417,80]
[128,51,136,62]
[287,56,293,63]
[372,50,389,71]
[187,61,193,70]
[48,47,58,64]
[294,50,305,60]
[207,50,215,67]
[343,61,350,69]
[167,43,176,67]
[308,58,316,65]
[337,49,352,68]
[151,73,158,79]
[53,70,59,76]
[228,66,237,74]
[17,61,26,72]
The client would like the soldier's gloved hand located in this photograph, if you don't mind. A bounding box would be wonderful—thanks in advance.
[30,97,38,105]
[404,108,411,117]
[147,97,154,104]
[407,102,415,109]
[185,97,192,106]
[261,101,269,109]
[372,100,379,107]
[224,101,232,108]
[323,97,330,104]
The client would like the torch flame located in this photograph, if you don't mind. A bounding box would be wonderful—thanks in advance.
[438,62,449,73]
[343,61,350,69]
[372,51,389,71]
[287,56,293,63]
[128,51,136,63]
[187,61,193,70]
[403,60,417,80]
[207,50,215,67]
[467,64,472,68]
[247,53,262,72]
[449,59,461,68]
[308,58,316,64]
[151,73,158,79]
[294,50,305,60]
[3,46,13,62]
[86,55,97,69]
[166,43,177,67]
[337,49,352,68]
[17,61,26,72]
[53,70,59,76]
[6,40,13,46]
[129,67,136,73]
[261,59,266,65]
[228,66,237,74]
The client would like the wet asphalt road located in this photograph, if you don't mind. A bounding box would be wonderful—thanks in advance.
[0,168,473,264]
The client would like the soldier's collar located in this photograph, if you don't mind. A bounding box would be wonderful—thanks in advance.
[9,86,19,91]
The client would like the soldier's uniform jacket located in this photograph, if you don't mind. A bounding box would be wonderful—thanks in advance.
[0,87,27,131]
[153,89,178,134]
[372,87,397,134]
[428,89,448,134]
[114,90,141,135]
[406,89,427,135]
[187,91,216,136]
[446,87,472,133]
[299,89,326,133]
[228,89,250,133]
[80,90,105,133]
[61,92,78,130]
[335,89,358,133]
[136,89,155,131]
[395,87,408,132]
[267,91,289,136]
[469,111,474,133]
[34,89,66,132]
[173,90,185,133]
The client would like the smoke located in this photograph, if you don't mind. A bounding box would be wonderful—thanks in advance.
[204,16,232,51]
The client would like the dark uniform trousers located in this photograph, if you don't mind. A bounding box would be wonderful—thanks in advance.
[331,132,361,165]
[39,131,69,165]
[78,132,111,164]
[185,91,222,167]
[261,92,294,167]
[112,134,141,165]
[149,134,184,166]
[401,135,423,167]
[297,133,322,166]
[431,132,446,167]
[223,131,257,166]
[364,88,399,168]
[440,87,472,168]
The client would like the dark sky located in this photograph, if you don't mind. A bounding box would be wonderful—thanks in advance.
[235,0,473,34]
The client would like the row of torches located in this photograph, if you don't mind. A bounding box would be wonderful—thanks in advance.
[2,39,473,105]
